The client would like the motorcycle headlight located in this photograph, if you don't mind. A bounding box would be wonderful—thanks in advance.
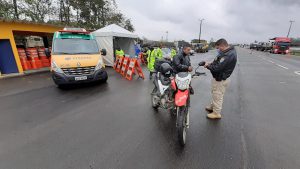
[95,58,104,71]
[51,61,64,74]
[176,79,190,90]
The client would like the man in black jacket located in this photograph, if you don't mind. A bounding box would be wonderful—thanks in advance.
[173,46,193,73]
[172,45,194,94]
[204,39,237,119]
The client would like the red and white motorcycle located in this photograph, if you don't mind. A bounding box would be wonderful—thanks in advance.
[151,61,206,146]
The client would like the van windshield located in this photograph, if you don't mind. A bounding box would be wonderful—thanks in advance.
[52,39,99,54]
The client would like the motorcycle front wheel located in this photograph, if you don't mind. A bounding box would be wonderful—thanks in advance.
[177,106,188,146]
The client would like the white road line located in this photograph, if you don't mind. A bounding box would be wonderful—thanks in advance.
[276,64,289,70]
[295,71,300,75]
[268,60,275,64]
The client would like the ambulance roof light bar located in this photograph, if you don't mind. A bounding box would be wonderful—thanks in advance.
[59,28,90,34]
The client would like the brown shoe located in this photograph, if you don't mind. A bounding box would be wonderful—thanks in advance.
[205,106,213,113]
[207,112,222,119]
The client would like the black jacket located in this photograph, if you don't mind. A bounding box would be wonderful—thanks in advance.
[208,46,237,81]
[172,52,191,73]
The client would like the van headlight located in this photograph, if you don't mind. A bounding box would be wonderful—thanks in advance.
[51,61,64,74]
[95,58,104,71]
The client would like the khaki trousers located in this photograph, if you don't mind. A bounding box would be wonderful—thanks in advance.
[209,78,230,114]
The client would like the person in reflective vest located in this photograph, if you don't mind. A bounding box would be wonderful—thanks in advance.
[147,47,158,79]
[115,47,125,60]
[171,48,177,58]
[146,48,151,63]
[156,47,163,59]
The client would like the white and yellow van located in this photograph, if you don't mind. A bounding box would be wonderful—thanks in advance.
[50,28,107,87]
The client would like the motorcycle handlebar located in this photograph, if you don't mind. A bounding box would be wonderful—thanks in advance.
[192,61,207,78]
[198,61,206,67]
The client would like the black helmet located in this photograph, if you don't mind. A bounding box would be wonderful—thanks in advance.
[160,63,173,76]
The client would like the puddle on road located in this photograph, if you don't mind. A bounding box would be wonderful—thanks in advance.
[294,71,300,76]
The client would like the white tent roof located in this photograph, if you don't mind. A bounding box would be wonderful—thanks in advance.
[93,24,138,38]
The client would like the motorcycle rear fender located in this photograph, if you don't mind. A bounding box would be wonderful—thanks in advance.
[175,90,189,106]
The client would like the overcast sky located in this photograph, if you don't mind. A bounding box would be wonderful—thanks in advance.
[116,0,299,43]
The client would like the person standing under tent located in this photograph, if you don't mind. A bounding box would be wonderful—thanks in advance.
[115,47,125,60]
[135,43,141,57]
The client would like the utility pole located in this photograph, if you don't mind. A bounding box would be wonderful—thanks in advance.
[199,19,205,43]
[287,20,295,37]
[166,31,169,42]
[13,0,19,19]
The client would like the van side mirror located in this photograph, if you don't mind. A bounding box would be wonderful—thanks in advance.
[45,48,51,57]
[101,49,107,56]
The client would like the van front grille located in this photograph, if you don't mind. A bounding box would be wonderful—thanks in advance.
[62,66,95,75]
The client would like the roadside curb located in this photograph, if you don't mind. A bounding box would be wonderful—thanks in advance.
[0,68,50,80]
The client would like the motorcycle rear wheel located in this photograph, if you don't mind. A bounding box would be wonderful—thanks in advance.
[151,87,159,109]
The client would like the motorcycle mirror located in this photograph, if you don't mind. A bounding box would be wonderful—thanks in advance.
[198,61,206,66]
[194,72,206,76]
[195,72,201,76]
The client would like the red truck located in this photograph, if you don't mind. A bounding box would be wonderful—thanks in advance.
[270,37,291,54]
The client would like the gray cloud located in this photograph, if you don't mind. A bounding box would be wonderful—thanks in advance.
[117,0,299,43]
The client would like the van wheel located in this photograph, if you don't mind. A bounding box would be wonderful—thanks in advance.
[101,71,108,83]
[102,76,108,83]
[57,84,67,89]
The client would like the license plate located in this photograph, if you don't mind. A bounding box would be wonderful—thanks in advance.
[75,76,87,81]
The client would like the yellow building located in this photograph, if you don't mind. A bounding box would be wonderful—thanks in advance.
[0,19,62,76]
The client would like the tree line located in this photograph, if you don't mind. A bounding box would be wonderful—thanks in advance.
[0,0,134,31]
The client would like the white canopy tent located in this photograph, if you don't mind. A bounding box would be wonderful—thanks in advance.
[92,24,139,66]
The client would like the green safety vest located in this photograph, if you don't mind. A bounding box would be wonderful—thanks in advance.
[171,49,177,58]
[146,50,151,57]
[156,48,163,59]
[147,50,157,72]
[115,49,125,56]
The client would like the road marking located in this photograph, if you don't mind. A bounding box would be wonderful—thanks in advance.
[295,71,300,75]
[276,64,289,70]
[268,60,275,64]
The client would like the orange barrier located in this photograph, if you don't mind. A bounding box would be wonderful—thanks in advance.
[120,57,130,76]
[139,53,146,65]
[26,48,39,61]
[41,59,51,67]
[113,57,119,70]
[35,60,43,68]
[20,58,31,71]
[115,57,124,73]
[125,58,145,81]
[135,59,145,79]
[38,47,46,56]
[30,59,38,69]
[17,48,27,58]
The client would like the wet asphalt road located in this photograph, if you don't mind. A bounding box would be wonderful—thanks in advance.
[0,48,300,169]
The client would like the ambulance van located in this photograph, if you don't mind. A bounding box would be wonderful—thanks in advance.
[50,28,108,87]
